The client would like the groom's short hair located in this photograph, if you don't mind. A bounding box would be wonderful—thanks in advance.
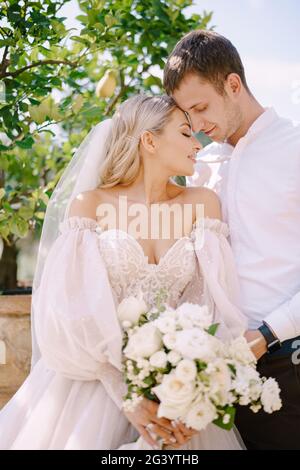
[163,30,250,95]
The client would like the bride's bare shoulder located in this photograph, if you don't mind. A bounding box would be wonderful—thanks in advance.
[68,188,110,220]
[181,186,221,220]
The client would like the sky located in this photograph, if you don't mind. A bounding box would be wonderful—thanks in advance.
[61,0,300,121]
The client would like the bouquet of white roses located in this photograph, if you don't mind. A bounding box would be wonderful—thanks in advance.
[118,290,282,431]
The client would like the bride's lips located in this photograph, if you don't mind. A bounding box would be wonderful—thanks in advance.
[203,125,216,137]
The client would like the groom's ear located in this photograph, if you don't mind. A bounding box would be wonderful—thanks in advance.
[225,73,242,98]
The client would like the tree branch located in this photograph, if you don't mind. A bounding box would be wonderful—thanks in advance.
[0,58,79,79]
[0,46,9,76]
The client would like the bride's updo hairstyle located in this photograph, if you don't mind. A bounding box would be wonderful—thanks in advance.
[98,94,177,188]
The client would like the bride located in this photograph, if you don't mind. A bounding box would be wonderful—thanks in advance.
[0,94,247,450]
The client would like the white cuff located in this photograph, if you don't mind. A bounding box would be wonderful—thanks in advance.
[265,293,300,342]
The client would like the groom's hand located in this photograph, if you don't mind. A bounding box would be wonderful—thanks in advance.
[244,329,268,360]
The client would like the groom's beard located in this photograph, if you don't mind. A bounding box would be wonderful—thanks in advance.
[220,102,243,143]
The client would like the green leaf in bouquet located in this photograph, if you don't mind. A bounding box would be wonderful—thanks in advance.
[143,375,156,387]
[206,323,220,336]
[213,406,236,430]
[227,363,237,377]
[138,313,149,326]
[144,390,158,402]
[147,311,160,322]
[195,360,208,372]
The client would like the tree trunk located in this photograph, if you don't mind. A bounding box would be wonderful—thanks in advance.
[0,241,18,290]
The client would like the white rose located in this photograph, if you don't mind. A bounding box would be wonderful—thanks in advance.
[117,295,147,325]
[175,359,197,382]
[153,374,196,420]
[167,351,182,366]
[261,378,282,413]
[176,303,213,330]
[149,351,168,369]
[175,328,218,361]
[163,332,177,350]
[124,324,162,360]
[184,397,217,431]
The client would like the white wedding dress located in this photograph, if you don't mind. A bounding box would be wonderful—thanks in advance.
[0,215,246,450]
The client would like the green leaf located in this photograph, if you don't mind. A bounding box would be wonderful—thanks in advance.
[213,406,236,430]
[76,15,89,24]
[0,188,5,200]
[18,206,34,220]
[39,192,49,205]
[0,223,10,241]
[70,36,91,47]
[206,323,220,336]
[11,218,29,238]
[35,211,45,220]
[16,136,35,149]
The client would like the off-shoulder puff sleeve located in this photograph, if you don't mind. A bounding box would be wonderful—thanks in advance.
[194,218,248,339]
[33,216,126,408]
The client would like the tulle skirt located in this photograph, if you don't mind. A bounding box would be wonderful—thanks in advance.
[0,359,244,450]
[0,359,137,450]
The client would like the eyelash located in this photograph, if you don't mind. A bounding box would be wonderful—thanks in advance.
[182,133,191,138]
[196,107,207,113]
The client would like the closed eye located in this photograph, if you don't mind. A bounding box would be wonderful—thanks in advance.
[195,106,207,113]
[182,133,192,138]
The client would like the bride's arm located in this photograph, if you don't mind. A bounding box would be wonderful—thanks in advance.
[64,194,190,448]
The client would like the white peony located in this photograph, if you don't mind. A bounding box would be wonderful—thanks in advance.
[124,323,162,360]
[176,303,213,330]
[228,336,257,365]
[232,363,261,397]
[149,351,168,369]
[117,295,147,325]
[155,316,177,334]
[184,396,217,431]
[175,328,218,361]
[175,359,197,382]
[153,374,196,420]
[206,359,232,406]
[261,378,282,413]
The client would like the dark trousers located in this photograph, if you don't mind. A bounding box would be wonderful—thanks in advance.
[235,336,300,450]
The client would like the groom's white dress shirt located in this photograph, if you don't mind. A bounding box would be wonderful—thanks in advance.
[187,108,300,342]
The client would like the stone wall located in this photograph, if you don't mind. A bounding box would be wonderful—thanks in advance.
[0,295,31,409]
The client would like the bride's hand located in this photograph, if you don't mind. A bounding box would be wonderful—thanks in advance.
[124,397,188,448]
[163,420,198,449]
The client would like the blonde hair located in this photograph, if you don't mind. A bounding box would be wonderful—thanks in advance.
[98,94,177,188]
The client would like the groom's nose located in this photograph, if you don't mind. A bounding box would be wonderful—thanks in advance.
[190,115,206,134]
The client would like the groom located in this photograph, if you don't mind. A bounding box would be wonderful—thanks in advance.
[163,30,300,450]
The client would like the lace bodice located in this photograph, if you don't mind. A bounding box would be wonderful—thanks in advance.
[59,216,230,311]
[96,226,197,309]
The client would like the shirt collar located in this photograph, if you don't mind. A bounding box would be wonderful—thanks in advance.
[246,107,278,139]
[225,107,279,149]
